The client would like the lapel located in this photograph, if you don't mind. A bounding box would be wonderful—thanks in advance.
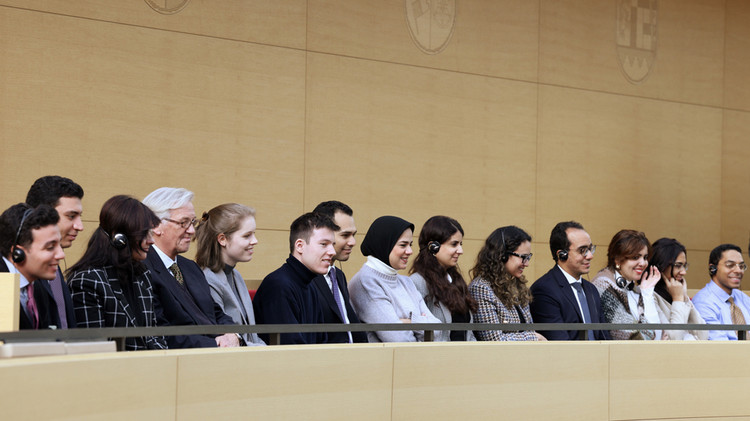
[105,267,139,327]
[221,268,249,324]
[147,249,201,323]
[313,271,342,319]
[553,267,584,322]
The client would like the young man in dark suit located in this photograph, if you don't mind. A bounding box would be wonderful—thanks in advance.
[530,221,610,340]
[0,204,66,330]
[25,175,84,329]
[311,201,367,343]
[143,187,241,348]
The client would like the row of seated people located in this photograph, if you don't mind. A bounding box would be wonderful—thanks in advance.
[1,176,748,350]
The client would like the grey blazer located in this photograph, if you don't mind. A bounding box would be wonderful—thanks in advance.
[203,267,266,346]
[409,273,476,341]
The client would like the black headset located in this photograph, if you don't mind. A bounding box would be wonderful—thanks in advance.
[709,264,717,276]
[11,209,34,263]
[102,227,128,250]
[500,229,510,263]
[557,250,569,262]
[427,241,441,255]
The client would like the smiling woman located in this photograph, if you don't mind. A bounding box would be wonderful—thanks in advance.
[348,215,444,342]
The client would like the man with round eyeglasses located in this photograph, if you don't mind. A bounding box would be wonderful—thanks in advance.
[692,244,750,340]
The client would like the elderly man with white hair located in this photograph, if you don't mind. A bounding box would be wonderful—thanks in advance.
[143,187,241,348]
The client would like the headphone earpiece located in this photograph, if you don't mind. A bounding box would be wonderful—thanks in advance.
[557,250,569,262]
[427,241,441,255]
[709,264,717,276]
[102,228,129,250]
[11,208,34,264]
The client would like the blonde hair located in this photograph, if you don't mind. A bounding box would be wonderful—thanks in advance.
[195,203,256,272]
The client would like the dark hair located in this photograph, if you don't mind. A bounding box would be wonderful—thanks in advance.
[360,216,415,266]
[66,195,159,282]
[409,216,477,314]
[549,221,584,261]
[709,244,743,267]
[26,175,84,207]
[312,201,353,220]
[470,226,533,308]
[0,204,60,256]
[289,212,339,252]
[195,203,256,272]
[650,238,687,303]
[606,229,651,269]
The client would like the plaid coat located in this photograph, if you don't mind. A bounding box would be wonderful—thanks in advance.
[68,266,167,350]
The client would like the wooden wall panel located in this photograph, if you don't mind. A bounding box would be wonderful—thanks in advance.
[721,110,750,251]
[391,342,609,420]
[536,85,723,257]
[307,0,539,81]
[305,52,538,244]
[539,0,724,107]
[0,6,307,232]
[0,0,306,49]
[0,351,176,420]
[610,342,750,420]
[175,345,393,421]
[724,0,750,111]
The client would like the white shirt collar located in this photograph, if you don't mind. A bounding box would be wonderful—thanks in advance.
[152,244,177,270]
[557,264,582,285]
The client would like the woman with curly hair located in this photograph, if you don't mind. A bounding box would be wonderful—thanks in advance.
[469,226,545,341]
[408,216,477,341]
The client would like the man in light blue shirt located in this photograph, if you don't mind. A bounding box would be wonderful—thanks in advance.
[692,244,749,340]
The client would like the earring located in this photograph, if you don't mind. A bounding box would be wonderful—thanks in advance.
[616,264,620,270]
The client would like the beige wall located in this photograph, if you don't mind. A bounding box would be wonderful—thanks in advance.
[1,0,748,289]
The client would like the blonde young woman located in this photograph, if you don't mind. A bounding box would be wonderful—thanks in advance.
[195,203,265,346]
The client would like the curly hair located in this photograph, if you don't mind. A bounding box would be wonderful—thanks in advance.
[470,226,533,308]
[409,216,477,314]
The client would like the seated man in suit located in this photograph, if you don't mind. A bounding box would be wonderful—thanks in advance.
[253,212,337,344]
[142,187,241,348]
[0,203,66,329]
[26,175,84,329]
[530,221,610,340]
[311,201,367,343]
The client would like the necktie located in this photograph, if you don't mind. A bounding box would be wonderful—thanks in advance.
[729,297,746,338]
[169,263,184,285]
[26,284,39,329]
[329,267,346,321]
[571,282,595,340]
[637,292,655,340]
[49,269,68,329]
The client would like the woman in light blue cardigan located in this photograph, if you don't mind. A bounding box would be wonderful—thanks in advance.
[195,203,265,346]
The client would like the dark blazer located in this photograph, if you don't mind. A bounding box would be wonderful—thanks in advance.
[311,267,368,343]
[51,267,78,329]
[1,258,61,330]
[529,266,610,340]
[144,248,237,348]
[67,266,167,350]
[253,256,327,345]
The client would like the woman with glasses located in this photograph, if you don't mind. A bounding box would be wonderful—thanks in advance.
[194,203,266,346]
[648,238,707,340]
[468,226,546,341]
[348,216,444,342]
[408,216,477,341]
[67,195,167,350]
[592,230,701,340]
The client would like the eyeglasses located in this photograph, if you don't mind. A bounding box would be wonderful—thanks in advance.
[673,262,689,271]
[573,245,596,256]
[163,217,198,230]
[508,252,533,263]
[723,261,748,271]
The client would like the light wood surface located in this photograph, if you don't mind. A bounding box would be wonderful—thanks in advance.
[0,273,19,332]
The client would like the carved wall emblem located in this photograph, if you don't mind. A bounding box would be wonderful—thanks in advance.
[405,0,456,55]
[616,0,658,84]
[144,0,191,15]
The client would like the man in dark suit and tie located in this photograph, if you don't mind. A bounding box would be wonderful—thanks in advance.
[312,201,367,343]
[143,187,241,348]
[25,175,84,330]
[0,204,66,330]
[530,221,610,340]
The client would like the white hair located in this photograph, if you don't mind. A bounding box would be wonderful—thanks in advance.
[143,187,194,220]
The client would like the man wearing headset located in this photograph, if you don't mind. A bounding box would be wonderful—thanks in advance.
[530,221,610,340]
[692,244,750,340]
[26,175,84,329]
[0,204,66,329]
